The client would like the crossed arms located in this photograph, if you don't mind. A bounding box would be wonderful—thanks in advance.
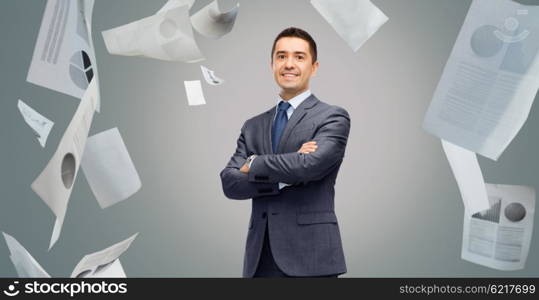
[220,107,350,200]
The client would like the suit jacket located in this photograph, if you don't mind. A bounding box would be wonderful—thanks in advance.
[220,94,350,277]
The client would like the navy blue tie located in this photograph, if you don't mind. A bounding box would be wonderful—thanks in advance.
[272,101,291,153]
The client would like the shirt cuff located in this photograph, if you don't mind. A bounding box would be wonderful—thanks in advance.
[278,182,290,190]
[247,156,256,168]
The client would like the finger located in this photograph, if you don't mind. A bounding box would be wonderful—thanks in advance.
[298,147,317,153]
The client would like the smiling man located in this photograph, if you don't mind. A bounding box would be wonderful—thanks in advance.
[220,27,351,278]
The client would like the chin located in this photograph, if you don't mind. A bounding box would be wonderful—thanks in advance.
[279,85,299,92]
[278,81,299,88]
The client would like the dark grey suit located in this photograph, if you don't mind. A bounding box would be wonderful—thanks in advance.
[220,95,350,277]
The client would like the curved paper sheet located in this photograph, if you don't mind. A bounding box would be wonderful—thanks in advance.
[71,233,138,278]
[3,232,51,278]
[30,78,98,250]
[442,139,490,216]
[191,1,239,39]
[17,99,54,148]
[200,65,224,85]
[157,0,196,13]
[102,5,204,62]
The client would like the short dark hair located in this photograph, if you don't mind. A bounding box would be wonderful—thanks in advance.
[271,27,317,63]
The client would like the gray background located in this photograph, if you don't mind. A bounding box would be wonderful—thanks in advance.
[1,0,538,277]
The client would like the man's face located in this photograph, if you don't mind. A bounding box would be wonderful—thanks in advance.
[271,37,319,98]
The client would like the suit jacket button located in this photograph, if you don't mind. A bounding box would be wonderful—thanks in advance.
[262,212,267,219]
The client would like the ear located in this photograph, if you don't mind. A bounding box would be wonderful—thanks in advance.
[311,61,320,76]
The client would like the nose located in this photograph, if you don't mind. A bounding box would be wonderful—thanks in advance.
[284,57,294,69]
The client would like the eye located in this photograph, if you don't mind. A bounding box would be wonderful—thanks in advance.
[277,54,286,60]
[296,55,305,61]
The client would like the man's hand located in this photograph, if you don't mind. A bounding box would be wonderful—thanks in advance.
[240,163,250,173]
[297,141,318,154]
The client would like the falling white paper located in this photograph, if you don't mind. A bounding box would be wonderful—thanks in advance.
[157,0,196,13]
[200,65,224,85]
[3,232,136,278]
[102,5,204,62]
[462,184,535,270]
[27,0,100,112]
[82,0,101,112]
[2,232,51,278]
[311,0,388,51]
[81,259,126,278]
[31,78,98,250]
[71,233,138,278]
[423,0,539,160]
[442,140,490,215]
[191,0,240,39]
[184,80,206,105]
[17,99,54,148]
[81,127,141,209]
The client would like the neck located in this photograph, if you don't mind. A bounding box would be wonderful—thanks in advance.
[280,87,308,101]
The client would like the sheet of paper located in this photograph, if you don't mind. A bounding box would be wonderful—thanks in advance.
[31,78,98,250]
[191,0,240,39]
[17,99,54,148]
[81,0,101,112]
[423,0,539,160]
[184,80,206,105]
[442,140,490,215]
[78,259,126,278]
[27,0,100,112]
[102,5,204,62]
[311,0,388,51]
[81,127,141,209]
[462,183,535,270]
[2,232,51,278]
[157,0,196,13]
[200,65,224,85]
[71,233,138,278]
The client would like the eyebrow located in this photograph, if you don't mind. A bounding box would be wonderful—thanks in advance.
[275,51,308,56]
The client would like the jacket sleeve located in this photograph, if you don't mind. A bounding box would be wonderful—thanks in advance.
[247,107,350,185]
[220,123,280,200]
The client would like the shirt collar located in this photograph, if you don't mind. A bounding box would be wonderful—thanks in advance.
[278,90,311,110]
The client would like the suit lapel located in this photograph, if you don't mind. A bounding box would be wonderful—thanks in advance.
[277,95,319,153]
[263,107,276,154]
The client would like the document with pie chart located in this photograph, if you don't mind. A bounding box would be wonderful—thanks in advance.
[461,184,535,270]
[423,0,539,160]
[27,0,100,111]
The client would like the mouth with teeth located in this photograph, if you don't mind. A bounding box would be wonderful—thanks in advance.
[281,72,299,79]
